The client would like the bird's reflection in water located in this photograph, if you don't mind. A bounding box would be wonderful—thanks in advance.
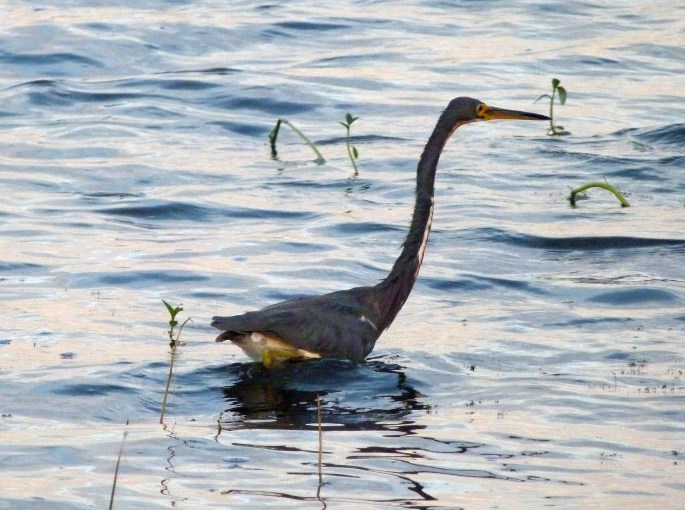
[218,358,430,432]
[212,359,502,508]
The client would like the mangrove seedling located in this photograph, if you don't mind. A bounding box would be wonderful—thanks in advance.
[268,118,325,164]
[162,299,184,344]
[160,300,190,424]
[569,181,630,207]
[340,113,360,175]
[535,78,569,136]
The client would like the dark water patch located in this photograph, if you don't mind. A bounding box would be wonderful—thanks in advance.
[209,120,265,137]
[316,134,402,146]
[480,229,685,251]
[630,123,685,148]
[587,287,680,306]
[53,89,157,105]
[98,201,210,221]
[77,191,144,200]
[477,275,548,295]
[0,262,45,274]
[271,179,364,191]
[545,317,634,328]
[118,77,221,92]
[310,52,404,67]
[0,49,101,69]
[51,382,136,396]
[280,241,335,253]
[97,199,316,223]
[70,269,208,288]
[274,21,350,32]
[10,78,171,110]
[214,95,317,116]
[626,43,685,63]
[421,274,546,295]
[603,351,632,360]
[318,220,404,236]
[164,66,241,76]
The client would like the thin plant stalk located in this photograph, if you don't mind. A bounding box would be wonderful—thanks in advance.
[569,182,630,207]
[535,78,568,136]
[316,394,326,509]
[339,113,359,175]
[160,318,190,424]
[269,118,325,163]
[108,429,129,510]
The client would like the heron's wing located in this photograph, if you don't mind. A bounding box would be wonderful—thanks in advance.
[211,288,380,361]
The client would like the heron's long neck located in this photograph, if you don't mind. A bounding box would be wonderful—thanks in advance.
[374,116,459,331]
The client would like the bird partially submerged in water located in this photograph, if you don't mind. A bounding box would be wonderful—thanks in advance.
[212,97,549,366]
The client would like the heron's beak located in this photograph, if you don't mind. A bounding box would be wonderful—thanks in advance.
[480,104,550,121]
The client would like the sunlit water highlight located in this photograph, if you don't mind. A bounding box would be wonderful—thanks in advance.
[1,1,684,509]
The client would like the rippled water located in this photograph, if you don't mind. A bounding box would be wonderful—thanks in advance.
[1,1,684,509]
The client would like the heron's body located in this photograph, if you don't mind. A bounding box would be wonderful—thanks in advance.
[212,97,548,365]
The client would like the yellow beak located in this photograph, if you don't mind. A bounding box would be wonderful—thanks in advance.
[480,104,550,121]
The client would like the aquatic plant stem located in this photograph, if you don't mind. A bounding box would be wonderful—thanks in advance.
[269,119,325,163]
[316,393,326,508]
[340,113,359,175]
[109,429,129,510]
[160,318,190,424]
[535,78,568,136]
[569,182,630,207]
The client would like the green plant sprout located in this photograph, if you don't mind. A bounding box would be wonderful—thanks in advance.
[160,300,190,424]
[535,78,569,136]
[162,299,184,343]
[340,113,360,175]
[268,118,325,163]
[569,181,630,207]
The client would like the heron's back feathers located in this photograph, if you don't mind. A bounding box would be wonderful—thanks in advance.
[211,286,382,362]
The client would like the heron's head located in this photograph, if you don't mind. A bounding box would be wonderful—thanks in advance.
[443,96,549,134]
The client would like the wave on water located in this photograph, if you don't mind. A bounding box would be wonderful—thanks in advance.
[473,228,685,251]
[629,123,685,148]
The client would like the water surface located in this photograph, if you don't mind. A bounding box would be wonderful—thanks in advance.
[1,1,684,509]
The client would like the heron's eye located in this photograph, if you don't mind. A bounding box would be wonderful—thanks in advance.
[476,104,488,117]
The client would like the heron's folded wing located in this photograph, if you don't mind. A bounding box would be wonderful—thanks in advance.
[211,291,379,361]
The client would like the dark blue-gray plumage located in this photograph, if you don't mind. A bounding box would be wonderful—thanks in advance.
[212,97,549,365]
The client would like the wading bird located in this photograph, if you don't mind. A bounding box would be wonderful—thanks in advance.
[212,97,549,366]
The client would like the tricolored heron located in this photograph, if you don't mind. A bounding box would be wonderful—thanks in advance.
[212,96,549,366]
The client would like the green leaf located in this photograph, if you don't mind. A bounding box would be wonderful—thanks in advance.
[534,94,552,103]
[552,78,560,89]
[352,146,359,159]
[345,113,359,125]
[162,299,174,316]
[557,86,567,105]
